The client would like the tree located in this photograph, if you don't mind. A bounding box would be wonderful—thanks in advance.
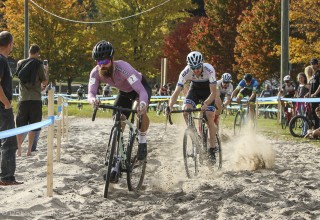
[290,0,320,69]
[163,17,199,83]
[189,0,258,79]
[1,0,100,91]
[94,0,194,79]
[234,0,281,82]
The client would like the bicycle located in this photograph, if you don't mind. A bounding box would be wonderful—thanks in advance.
[233,100,256,135]
[168,108,222,178]
[92,104,146,198]
[289,102,314,137]
[280,101,295,129]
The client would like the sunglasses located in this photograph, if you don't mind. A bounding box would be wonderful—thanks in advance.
[223,81,230,84]
[97,59,111,66]
[190,64,202,70]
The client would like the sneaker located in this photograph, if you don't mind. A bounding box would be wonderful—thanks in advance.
[208,148,216,164]
[0,180,24,186]
[137,143,147,160]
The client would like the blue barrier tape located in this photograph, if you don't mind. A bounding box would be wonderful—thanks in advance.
[48,116,55,124]
[57,106,62,113]
[0,118,53,139]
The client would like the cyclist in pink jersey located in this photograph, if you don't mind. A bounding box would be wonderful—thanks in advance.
[88,41,151,160]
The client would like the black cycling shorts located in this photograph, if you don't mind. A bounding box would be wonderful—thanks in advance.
[238,88,256,102]
[16,100,43,131]
[113,76,152,119]
[185,87,215,110]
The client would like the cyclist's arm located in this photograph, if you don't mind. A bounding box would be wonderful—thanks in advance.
[249,81,259,102]
[88,67,100,104]
[224,84,233,106]
[248,92,257,102]
[231,87,240,99]
[169,85,183,109]
[204,82,217,107]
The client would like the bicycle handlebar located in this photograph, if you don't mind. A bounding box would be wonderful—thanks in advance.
[92,104,141,128]
[167,108,202,125]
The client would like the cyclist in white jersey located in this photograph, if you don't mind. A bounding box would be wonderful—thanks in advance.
[167,51,218,162]
[88,41,152,161]
[216,73,234,116]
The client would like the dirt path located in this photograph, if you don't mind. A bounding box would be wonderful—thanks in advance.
[0,117,319,219]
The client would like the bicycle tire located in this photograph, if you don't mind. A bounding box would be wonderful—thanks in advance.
[126,131,146,191]
[104,128,118,198]
[199,122,208,165]
[215,133,222,170]
[289,115,311,137]
[234,111,242,135]
[183,128,199,178]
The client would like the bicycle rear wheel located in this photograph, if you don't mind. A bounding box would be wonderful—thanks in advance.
[126,131,146,191]
[183,128,199,178]
[289,115,311,137]
[104,129,118,198]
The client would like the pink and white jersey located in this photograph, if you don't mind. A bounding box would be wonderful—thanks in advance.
[88,60,149,104]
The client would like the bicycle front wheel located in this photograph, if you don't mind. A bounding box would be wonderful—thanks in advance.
[183,128,199,178]
[104,129,118,198]
[234,111,243,135]
[215,133,222,170]
[289,115,311,137]
[126,131,146,191]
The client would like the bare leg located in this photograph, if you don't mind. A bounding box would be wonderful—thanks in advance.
[206,111,217,148]
[27,131,36,156]
[16,134,24,157]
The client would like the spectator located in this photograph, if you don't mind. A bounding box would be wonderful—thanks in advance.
[167,83,173,95]
[260,83,273,118]
[304,107,320,139]
[158,84,168,96]
[0,31,23,185]
[305,58,318,83]
[154,83,159,96]
[309,69,320,129]
[278,75,297,112]
[295,72,309,115]
[15,44,48,156]
[103,83,111,97]
[77,84,85,100]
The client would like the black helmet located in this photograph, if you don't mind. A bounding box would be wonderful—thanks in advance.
[92,40,114,60]
[244,73,253,81]
[310,58,318,65]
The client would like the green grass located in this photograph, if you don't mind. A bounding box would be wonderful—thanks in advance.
[11,100,320,147]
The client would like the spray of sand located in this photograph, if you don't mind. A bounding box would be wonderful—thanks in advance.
[221,125,276,171]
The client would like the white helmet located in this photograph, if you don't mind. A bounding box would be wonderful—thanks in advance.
[283,75,291,81]
[187,51,203,68]
[222,73,232,82]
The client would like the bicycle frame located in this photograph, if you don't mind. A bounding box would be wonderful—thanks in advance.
[92,104,145,198]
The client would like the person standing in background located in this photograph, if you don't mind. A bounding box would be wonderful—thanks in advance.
[15,44,48,156]
[305,58,318,83]
[309,69,320,129]
[0,31,23,185]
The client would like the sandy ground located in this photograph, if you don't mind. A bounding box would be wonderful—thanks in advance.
[0,116,319,220]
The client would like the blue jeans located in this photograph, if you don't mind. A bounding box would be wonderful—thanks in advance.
[0,107,18,182]
[21,130,40,151]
